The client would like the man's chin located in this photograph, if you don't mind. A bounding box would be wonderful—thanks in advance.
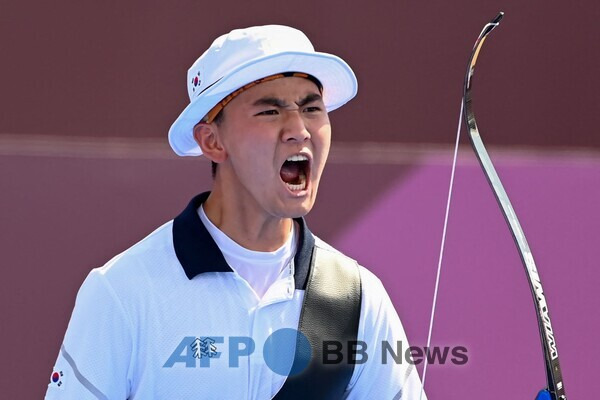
[278,199,315,220]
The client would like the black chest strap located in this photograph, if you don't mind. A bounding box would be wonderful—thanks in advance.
[272,245,362,400]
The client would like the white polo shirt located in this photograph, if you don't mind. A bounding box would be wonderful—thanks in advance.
[46,192,426,400]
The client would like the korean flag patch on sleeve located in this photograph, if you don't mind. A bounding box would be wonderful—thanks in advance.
[48,369,65,390]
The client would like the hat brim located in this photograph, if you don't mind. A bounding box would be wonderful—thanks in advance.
[168,51,358,156]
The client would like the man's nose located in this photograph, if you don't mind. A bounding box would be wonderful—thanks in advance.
[281,108,311,143]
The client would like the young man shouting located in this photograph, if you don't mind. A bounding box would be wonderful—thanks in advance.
[46,25,426,399]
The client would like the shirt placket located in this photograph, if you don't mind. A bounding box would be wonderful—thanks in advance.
[247,260,296,399]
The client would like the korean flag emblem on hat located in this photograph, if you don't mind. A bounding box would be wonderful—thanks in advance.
[49,369,65,390]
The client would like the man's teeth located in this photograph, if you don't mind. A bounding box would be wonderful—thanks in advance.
[285,172,307,191]
[286,154,308,162]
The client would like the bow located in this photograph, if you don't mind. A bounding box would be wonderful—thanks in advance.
[420,12,567,400]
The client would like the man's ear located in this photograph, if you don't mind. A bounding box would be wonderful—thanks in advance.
[193,122,227,163]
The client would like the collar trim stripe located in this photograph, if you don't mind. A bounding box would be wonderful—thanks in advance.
[172,192,314,290]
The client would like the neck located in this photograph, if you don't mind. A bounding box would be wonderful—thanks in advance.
[203,188,293,252]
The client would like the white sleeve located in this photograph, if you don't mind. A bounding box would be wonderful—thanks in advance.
[45,269,132,400]
[343,268,427,400]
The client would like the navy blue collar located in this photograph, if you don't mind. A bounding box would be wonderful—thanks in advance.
[172,192,315,290]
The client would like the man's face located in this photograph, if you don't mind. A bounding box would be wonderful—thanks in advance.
[213,76,331,219]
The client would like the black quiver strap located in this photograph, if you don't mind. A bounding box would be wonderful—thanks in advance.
[272,245,362,400]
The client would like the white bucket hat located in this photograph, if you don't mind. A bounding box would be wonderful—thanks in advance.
[168,25,358,156]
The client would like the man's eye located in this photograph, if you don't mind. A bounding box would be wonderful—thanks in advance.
[256,109,279,116]
[303,106,322,113]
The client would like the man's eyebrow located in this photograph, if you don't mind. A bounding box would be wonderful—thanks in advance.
[252,97,289,108]
[251,93,323,108]
[296,93,322,107]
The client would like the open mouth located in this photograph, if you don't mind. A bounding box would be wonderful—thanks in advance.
[280,154,310,192]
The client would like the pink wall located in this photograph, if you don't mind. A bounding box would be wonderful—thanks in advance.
[1,148,597,398]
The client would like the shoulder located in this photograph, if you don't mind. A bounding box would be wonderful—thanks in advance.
[313,236,389,303]
[79,220,185,309]
[313,235,358,266]
[313,235,386,291]
[95,219,179,279]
